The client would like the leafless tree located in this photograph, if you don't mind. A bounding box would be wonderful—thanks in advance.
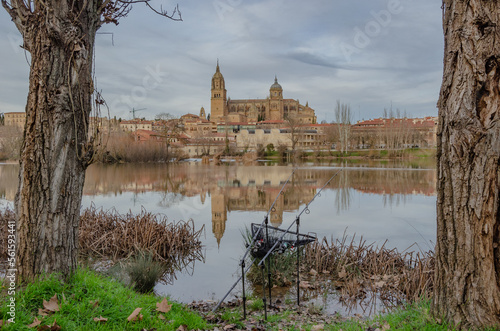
[156,113,184,159]
[432,1,500,328]
[283,114,303,153]
[2,0,181,281]
[0,125,23,160]
[323,123,339,150]
[334,100,352,155]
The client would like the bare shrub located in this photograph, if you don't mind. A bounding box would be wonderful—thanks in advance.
[0,126,23,161]
[1,207,205,268]
[97,133,179,163]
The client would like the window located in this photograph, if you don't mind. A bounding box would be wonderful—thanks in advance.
[264,129,270,134]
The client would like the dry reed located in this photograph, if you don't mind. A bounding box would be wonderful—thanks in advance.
[0,206,205,267]
[79,205,204,266]
[303,232,434,306]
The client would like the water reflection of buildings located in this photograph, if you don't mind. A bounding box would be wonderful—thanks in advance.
[0,165,19,201]
[211,183,317,246]
[0,163,437,245]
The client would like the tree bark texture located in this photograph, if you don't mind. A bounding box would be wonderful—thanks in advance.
[3,1,100,281]
[434,0,500,328]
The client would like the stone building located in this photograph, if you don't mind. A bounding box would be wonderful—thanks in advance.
[120,119,153,132]
[4,112,26,130]
[210,62,317,125]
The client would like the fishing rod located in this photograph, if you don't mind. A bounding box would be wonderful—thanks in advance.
[211,167,298,315]
[255,168,343,316]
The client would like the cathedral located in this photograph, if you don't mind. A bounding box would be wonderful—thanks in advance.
[210,62,317,124]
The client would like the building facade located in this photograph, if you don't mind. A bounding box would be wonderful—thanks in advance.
[210,62,317,125]
[120,120,153,132]
[4,112,26,130]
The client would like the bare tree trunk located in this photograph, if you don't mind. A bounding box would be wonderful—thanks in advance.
[433,0,500,328]
[10,10,98,281]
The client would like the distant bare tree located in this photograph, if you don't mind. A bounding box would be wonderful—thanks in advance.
[156,113,184,158]
[323,123,339,150]
[0,126,23,160]
[381,107,415,154]
[284,114,303,153]
[334,101,352,155]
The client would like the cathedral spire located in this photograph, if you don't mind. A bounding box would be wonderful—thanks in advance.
[216,59,220,73]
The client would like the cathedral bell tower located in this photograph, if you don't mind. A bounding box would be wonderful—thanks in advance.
[269,76,284,120]
[210,60,227,123]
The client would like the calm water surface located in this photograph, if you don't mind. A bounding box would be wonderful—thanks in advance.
[0,160,436,312]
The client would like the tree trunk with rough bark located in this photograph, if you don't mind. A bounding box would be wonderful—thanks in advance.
[433,0,500,329]
[3,1,100,281]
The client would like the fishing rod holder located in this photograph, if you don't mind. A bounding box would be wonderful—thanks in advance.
[211,168,343,321]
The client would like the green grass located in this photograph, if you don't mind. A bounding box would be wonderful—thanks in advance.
[3,269,496,330]
[247,297,264,311]
[254,299,451,331]
[0,269,207,330]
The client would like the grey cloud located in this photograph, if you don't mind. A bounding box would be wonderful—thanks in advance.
[287,49,345,70]
[0,0,443,122]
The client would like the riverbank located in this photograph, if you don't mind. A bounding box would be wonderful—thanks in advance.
[0,268,455,330]
[0,269,207,330]
[271,148,437,161]
[0,146,437,164]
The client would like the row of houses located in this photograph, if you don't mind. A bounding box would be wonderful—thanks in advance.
[124,116,437,158]
[2,111,438,158]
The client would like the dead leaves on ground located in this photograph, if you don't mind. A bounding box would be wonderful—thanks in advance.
[156,298,172,314]
[93,316,108,323]
[28,295,62,329]
[90,299,100,309]
[27,317,42,328]
[25,294,173,328]
[27,319,61,330]
[127,307,144,322]
[38,295,60,316]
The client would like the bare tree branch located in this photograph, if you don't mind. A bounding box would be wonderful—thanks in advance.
[144,2,181,20]
[2,0,31,32]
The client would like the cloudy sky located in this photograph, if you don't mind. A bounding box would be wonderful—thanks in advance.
[0,0,443,123]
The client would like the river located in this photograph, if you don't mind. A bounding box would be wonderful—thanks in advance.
[0,159,436,312]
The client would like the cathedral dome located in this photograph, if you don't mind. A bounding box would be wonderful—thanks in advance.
[270,76,282,90]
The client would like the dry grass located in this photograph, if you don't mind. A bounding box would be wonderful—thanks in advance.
[0,206,205,268]
[303,233,434,306]
[79,205,204,266]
